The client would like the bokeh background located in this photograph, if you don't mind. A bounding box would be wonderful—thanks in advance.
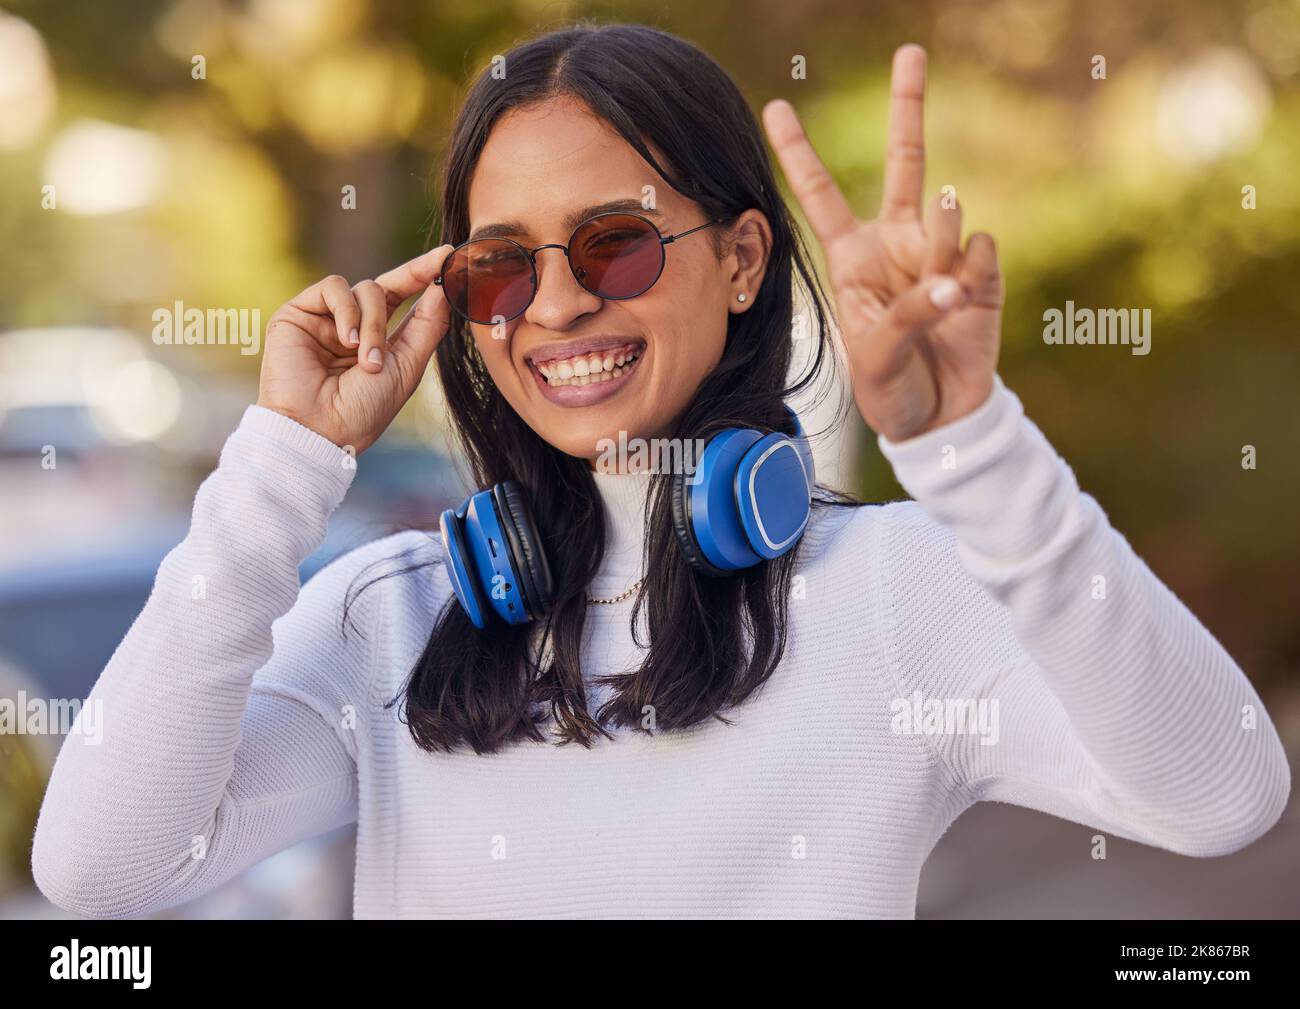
[1,0,1297,918]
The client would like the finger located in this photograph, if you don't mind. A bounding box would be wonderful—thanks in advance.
[871,275,968,353]
[265,305,343,354]
[956,231,1002,304]
[290,274,361,350]
[352,280,388,373]
[923,192,962,277]
[762,99,857,248]
[374,244,456,314]
[880,44,927,223]
[388,275,451,396]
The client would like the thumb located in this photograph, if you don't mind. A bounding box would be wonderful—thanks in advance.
[387,256,453,395]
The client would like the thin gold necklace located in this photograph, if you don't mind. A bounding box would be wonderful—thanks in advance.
[585,577,644,606]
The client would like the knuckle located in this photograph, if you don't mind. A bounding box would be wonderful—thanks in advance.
[391,353,414,391]
[413,294,444,322]
[264,316,292,341]
[800,171,839,201]
[887,142,925,163]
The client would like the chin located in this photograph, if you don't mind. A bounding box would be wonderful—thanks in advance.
[532,403,644,462]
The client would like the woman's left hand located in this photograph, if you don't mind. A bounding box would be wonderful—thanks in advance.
[763,44,1004,443]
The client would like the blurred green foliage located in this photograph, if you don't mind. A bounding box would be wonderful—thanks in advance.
[0,732,44,897]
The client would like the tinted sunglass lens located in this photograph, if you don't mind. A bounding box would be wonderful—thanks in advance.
[442,240,534,324]
[570,215,663,299]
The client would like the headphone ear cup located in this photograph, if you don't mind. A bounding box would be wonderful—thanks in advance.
[734,433,812,560]
[439,506,489,629]
[671,469,728,577]
[785,407,816,495]
[493,480,555,620]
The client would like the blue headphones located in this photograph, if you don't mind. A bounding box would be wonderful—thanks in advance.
[439,408,815,629]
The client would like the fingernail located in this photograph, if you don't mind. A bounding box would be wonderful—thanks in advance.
[367,348,382,366]
[348,328,359,346]
[929,278,963,311]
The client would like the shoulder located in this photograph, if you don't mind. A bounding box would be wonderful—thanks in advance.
[799,495,991,619]
[298,527,445,621]
[254,527,447,710]
[798,493,953,571]
[269,526,445,661]
[307,527,444,586]
[866,500,1022,675]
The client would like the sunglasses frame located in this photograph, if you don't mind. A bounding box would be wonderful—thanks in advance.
[433,211,726,325]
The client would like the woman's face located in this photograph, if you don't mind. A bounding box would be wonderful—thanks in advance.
[464,96,770,462]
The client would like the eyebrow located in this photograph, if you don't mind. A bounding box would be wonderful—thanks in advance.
[467,198,664,242]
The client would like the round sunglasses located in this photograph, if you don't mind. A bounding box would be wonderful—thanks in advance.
[433,211,725,325]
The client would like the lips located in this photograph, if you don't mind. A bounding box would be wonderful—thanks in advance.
[534,343,641,386]
[524,336,647,407]
[526,335,646,365]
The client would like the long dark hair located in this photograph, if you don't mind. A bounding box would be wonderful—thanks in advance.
[351,21,861,754]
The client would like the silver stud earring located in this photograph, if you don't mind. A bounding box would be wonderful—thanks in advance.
[736,293,747,303]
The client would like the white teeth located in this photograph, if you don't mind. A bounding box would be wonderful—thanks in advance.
[535,345,642,387]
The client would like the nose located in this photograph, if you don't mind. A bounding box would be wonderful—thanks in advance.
[523,246,603,330]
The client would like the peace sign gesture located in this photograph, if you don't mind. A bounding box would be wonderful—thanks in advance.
[763,44,1003,443]
[257,245,455,454]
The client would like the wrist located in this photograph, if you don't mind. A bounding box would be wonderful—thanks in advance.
[880,375,1005,455]
[236,405,360,477]
[878,375,1087,575]
[254,400,367,455]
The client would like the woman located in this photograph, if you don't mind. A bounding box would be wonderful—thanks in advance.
[32,23,1289,919]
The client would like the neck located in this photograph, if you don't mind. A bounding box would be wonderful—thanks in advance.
[588,468,651,585]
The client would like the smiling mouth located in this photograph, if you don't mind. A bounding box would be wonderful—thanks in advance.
[527,340,645,388]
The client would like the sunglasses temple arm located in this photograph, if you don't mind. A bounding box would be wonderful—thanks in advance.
[662,218,727,245]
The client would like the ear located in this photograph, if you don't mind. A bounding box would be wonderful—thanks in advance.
[725,209,773,312]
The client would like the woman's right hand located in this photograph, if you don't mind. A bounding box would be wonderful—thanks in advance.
[256,245,455,455]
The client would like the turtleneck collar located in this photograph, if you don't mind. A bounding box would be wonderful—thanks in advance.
[588,469,651,588]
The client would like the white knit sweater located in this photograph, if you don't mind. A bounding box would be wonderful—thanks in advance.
[30,377,1290,918]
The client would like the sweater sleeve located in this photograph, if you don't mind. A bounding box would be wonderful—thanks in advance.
[877,376,1290,857]
[31,405,379,919]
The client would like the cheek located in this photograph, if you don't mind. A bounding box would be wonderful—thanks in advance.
[646,257,728,375]
[472,325,520,384]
